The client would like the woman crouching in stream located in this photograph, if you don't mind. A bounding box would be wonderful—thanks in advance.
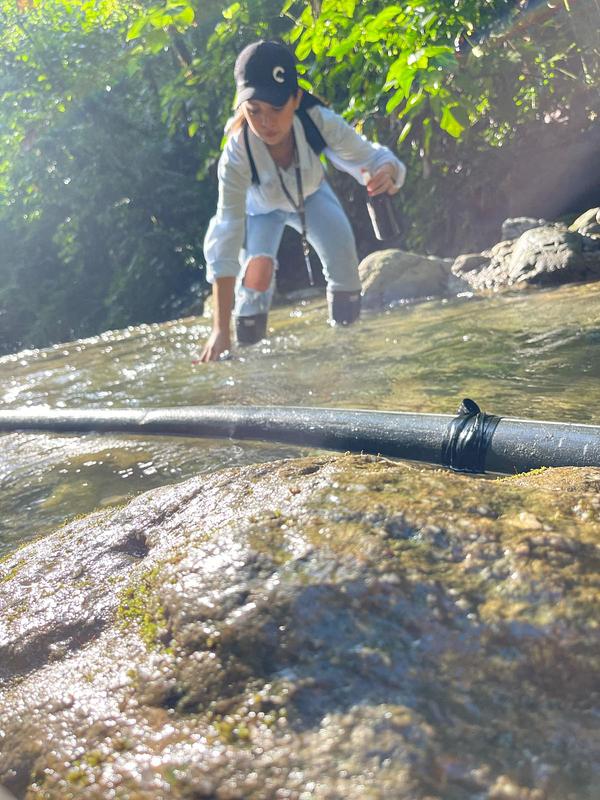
[198,40,406,363]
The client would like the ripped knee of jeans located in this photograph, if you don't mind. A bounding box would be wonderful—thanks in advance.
[243,255,274,293]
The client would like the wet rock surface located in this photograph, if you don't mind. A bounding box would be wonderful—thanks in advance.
[1,455,599,799]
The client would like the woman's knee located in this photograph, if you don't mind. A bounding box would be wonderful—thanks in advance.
[243,256,273,292]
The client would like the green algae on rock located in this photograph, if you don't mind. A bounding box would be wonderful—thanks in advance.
[0,455,598,799]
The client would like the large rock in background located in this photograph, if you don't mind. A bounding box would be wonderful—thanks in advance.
[1,455,599,799]
[357,208,600,308]
[358,249,465,309]
[452,210,600,292]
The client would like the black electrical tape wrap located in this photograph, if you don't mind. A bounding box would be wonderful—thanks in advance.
[441,398,502,473]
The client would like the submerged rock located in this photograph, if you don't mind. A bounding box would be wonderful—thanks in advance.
[0,455,599,799]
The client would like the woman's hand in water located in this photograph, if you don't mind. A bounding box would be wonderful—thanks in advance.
[366,164,399,196]
[196,329,231,363]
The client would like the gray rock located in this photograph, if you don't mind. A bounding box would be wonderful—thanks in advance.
[501,216,547,240]
[451,252,491,276]
[508,226,583,284]
[358,249,460,309]
[1,455,599,799]
[569,207,600,233]
[453,225,600,291]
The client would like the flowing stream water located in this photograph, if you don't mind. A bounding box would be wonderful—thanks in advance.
[1,281,599,557]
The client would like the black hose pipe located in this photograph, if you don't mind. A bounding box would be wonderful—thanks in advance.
[0,404,599,474]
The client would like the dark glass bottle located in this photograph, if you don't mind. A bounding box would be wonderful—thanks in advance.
[366,191,401,242]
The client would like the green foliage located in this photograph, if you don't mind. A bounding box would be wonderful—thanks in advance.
[279,0,598,255]
[285,0,598,150]
[0,0,212,352]
[126,0,196,43]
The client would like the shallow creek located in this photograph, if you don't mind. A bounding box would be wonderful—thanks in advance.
[1,281,599,556]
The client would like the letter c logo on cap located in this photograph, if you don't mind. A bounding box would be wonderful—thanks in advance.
[272,66,285,84]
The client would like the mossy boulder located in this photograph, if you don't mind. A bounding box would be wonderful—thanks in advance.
[1,455,599,799]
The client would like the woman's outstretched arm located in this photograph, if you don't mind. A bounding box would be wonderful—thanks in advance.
[197,277,236,362]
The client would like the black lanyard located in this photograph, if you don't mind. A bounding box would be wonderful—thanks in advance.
[274,134,314,286]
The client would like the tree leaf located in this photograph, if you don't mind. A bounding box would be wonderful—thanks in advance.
[174,7,194,27]
[451,104,470,128]
[397,121,412,144]
[295,33,314,61]
[222,2,240,21]
[385,87,405,114]
[126,17,147,41]
[298,77,313,94]
[440,104,465,138]
[367,5,403,30]
[145,29,170,53]
[422,116,432,155]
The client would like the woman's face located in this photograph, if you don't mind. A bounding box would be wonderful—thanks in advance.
[242,92,302,147]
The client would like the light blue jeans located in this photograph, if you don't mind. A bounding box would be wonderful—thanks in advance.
[235,180,361,318]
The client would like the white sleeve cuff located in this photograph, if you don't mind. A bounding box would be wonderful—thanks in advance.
[206,260,240,284]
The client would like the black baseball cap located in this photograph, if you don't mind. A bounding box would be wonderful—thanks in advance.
[234,41,298,108]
